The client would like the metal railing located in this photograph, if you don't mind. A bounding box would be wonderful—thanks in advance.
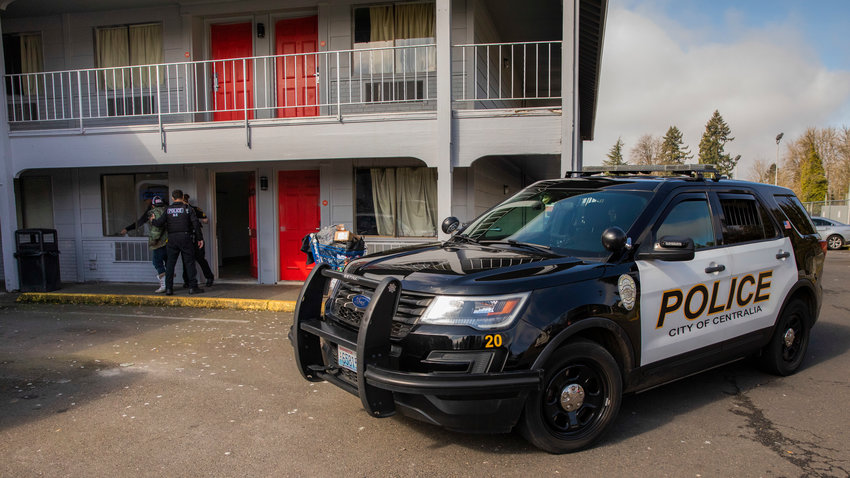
[4,43,437,130]
[4,41,563,132]
[453,41,562,108]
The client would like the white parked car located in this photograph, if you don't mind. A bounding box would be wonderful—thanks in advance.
[811,216,850,250]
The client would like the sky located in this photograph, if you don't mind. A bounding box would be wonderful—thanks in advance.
[583,0,850,178]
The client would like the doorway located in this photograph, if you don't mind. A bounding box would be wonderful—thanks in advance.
[215,171,257,280]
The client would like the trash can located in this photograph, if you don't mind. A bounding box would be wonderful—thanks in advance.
[14,228,61,292]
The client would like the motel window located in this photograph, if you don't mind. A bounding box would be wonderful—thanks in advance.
[353,2,436,76]
[101,173,168,237]
[3,32,43,95]
[95,23,163,89]
[355,167,437,237]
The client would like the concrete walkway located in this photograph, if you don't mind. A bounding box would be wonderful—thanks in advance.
[12,281,304,312]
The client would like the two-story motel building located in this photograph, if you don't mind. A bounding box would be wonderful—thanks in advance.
[0,0,606,289]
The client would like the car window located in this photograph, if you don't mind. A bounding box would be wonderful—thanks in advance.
[462,188,651,259]
[656,198,715,249]
[812,218,827,227]
[718,194,776,244]
[774,195,817,235]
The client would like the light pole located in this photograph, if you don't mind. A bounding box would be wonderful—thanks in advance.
[774,132,784,185]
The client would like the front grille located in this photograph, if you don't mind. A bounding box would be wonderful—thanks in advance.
[328,279,432,340]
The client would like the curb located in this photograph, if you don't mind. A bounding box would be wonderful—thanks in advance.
[16,292,297,312]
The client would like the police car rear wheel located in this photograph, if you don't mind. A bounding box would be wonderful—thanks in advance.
[760,300,810,376]
[826,234,844,250]
[519,339,622,453]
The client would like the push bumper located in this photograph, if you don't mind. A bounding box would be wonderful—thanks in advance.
[290,264,542,430]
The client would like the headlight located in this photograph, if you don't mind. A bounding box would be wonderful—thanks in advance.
[419,293,530,330]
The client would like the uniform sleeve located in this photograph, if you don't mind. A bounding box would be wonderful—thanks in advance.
[188,206,203,241]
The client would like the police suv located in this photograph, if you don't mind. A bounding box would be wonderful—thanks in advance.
[290,165,825,453]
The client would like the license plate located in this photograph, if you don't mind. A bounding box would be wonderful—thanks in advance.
[338,345,357,373]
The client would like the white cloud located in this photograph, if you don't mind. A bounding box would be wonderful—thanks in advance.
[584,5,850,178]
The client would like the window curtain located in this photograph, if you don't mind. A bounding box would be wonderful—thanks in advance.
[394,3,436,72]
[370,168,397,236]
[369,6,395,42]
[396,167,437,236]
[19,33,43,94]
[97,27,130,89]
[394,4,435,40]
[129,23,163,87]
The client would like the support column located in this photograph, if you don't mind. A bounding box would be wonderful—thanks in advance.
[561,0,580,175]
[0,23,20,291]
[436,0,453,240]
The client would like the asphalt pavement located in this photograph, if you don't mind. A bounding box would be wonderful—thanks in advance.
[0,250,848,477]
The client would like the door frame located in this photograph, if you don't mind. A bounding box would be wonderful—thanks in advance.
[208,168,260,283]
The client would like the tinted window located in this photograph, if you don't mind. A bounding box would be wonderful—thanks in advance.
[461,189,651,259]
[657,199,715,249]
[811,218,828,227]
[719,194,775,244]
[774,195,817,235]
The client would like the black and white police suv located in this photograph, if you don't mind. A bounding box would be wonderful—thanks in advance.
[290,165,826,453]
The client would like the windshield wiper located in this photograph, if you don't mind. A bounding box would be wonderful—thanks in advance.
[447,234,479,245]
[480,239,557,255]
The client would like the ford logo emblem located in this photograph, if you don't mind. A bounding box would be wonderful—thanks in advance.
[352,295,371,309]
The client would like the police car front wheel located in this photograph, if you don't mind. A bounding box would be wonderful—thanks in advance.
[519,339,622,453]
[760,299,811,376]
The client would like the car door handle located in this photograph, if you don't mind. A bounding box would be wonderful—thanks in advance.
[776,251,791,259]
[705,264,726,273]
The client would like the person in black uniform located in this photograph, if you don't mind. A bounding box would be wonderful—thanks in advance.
[181,193,214,288]
[151,189,204,295]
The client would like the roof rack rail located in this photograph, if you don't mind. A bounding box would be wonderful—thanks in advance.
[574,164,722,180]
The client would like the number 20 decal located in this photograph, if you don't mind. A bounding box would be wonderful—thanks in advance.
[484,334,503,348]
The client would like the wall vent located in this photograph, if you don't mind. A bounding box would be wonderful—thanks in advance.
[114,241,150,262]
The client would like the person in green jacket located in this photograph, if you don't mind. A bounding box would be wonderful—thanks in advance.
[149,196,169,293]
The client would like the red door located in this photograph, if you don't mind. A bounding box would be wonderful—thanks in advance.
[276,16,319,117]
[279,170,319,281]
[211,23,253,121]
[248,172,258,278]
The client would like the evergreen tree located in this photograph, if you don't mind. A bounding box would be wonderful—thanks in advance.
[603,137,627,166]
[659,126,692,165]
[698,110,739,176]
[800,143,828,202]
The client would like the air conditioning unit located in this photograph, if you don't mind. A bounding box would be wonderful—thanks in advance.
[364,80,424,103]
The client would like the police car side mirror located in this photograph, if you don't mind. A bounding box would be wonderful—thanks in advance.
[636,235,695,261]
[442,217,461,234]
[601,226,628,252]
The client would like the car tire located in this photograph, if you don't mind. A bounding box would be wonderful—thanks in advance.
[826,234,844,250]
[518,339,622,453]
[759,299,811,376]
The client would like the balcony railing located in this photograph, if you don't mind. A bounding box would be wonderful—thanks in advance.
[4,41,562,132]
[453,41,562,108]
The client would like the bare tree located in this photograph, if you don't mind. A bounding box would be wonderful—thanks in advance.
[747,158,775,184]
[630,134,662,165]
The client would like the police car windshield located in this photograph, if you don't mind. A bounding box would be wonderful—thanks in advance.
[462,189,650,259]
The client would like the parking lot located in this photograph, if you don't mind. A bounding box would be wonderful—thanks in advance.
[1,251,849,477]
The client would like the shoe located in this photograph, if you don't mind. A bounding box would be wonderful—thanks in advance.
[205,278,214,287]
[182,283,189,289]
[155,273,166,293]
[188,287,204,294]
[165,289,174,296]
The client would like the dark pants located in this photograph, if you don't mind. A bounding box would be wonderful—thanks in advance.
[165,232,197,290]
[183,241,213,285]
